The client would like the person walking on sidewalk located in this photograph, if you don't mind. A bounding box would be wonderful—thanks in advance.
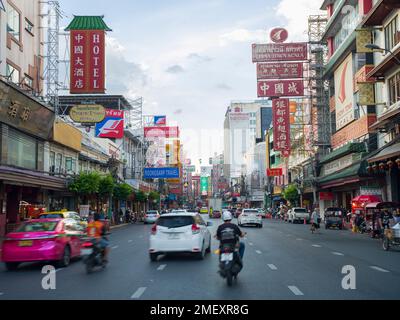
[311,208,320,233]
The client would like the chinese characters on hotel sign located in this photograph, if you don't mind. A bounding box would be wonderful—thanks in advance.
[258,79,304,98]
[273,99,290,158]
[70,30,105,94]
[257,62,303,80]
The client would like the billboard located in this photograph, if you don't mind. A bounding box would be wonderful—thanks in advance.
[267,168,283,177]
[95,109,124,138]
[252,43,308,62]
[200,177,209,195]
[143,167,180,179]
[257,62,303,79]
[70,30,105,94]
[69,105,106,123]
[144,126,180,138]
[154,116,167,126]
[334,54,355,130]
[258,80,304,98]
[272,99,290,157]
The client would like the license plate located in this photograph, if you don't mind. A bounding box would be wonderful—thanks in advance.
[168,233,180,240]
[81,248,93,255]
[221,253,233,262]
[19,240,33,247]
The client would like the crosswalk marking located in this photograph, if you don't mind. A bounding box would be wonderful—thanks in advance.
[267,264,277,270]
[288,286,304,296]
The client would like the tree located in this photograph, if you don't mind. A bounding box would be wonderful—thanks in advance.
[114,183,133,201]
[283,184,300,206]
[98,174,115,209]
[68,172,101,205]
[135,190,147,203]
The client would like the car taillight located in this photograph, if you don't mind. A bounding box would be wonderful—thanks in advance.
[81,242,93,248]
[192,224,200,234]
[151,224,157,235]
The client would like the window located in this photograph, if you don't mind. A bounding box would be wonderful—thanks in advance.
[25,18,34,35]
[7,4,20,41]
[72,159,77,173]
[50,152,55,172]
[6,63,20,84]
[23,75,33,89]
[56,153,62,173]
[7,128,37,170]
[385,16,398,51]
[65,157,72,171]
[388,71,400,106]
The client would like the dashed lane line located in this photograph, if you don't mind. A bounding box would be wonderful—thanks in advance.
[111,246,119,250]
[267,264,277,270]
[157,264,167,271]
[288,286,304,296]
[255,250,262,254]
[249,242,254,246]
[131,287,147,299]
[312,244,322,248]
[332,252,344,256]
[128,240,133,243]
[370,266,390,273]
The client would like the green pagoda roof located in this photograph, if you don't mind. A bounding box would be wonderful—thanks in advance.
[65,16,112,31]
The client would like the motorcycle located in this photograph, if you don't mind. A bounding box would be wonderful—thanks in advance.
[81,238,107,274]
[218,243,243,286]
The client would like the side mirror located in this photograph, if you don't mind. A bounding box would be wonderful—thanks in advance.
[206,221,213,227]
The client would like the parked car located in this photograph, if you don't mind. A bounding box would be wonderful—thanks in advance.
[149,212,212,261]
[238,209,263,228]
[39,211,88,229]
[144,210,160,224]
[200,207,208,214]
[1,218,84,271]
[288,208,310,224]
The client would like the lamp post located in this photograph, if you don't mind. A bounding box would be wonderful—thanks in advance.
[365,44,400,65]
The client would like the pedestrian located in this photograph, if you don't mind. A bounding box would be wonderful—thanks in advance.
[393,210,400,224]
[125,209,131,223]
[311,208,320,233]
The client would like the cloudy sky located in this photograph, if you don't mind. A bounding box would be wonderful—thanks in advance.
[59,0,322,167]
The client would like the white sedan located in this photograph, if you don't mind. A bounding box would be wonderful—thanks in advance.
[238,209,263,228]
[149,212,212,261]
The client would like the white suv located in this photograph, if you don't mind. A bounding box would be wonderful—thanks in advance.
[238,209,263,228]
[149,212,212,261]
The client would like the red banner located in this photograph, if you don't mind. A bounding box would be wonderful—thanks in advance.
[273,99,290,157]
[144,126,180,138]
[252,43,308,62]
[258,80,304,98]
[70,30,105,94]
[320,192,334,201]
[267,168,283,177]
[257,62,303,80]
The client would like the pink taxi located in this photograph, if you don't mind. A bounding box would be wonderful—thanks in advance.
[1,218,84,271]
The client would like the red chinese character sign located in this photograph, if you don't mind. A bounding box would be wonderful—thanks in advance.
[258,80,304,98]
[257,62,303,80]
[273,99,290,157]
[66,16,111,94]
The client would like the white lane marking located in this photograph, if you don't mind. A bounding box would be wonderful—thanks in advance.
[288,286,304,296]
[111,246,119,250]
[131,287,147,299]
[256,250,262,254]
[267,264,277,270]
[0,292,4,296]
[249,242,254,246]
[370,266,390,273]
[312,244,322,248]
[296,238,303,241]
[332,252,344,256]
[55,268,64,273]
[157,264,167,271]
[128,240,133,243]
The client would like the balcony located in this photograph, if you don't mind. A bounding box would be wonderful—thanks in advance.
[362,0,400,27]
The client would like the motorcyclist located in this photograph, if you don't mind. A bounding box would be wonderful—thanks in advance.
[215,211,246,261]
[87,212,110,263]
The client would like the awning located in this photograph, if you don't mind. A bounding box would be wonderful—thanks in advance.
[367,45,400,79]
[318,161,369,188]
[368,142,400,163]
[362,0,400,26]
[352,195,382,203]
[369,108,400,132]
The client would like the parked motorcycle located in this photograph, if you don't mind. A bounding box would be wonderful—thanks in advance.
[218,243,243,286]
[81,238,107,274]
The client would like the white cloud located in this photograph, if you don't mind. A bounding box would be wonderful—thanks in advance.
[276,0,324,41]
[219,28,266,46]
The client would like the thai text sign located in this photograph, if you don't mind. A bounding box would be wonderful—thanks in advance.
[70,30,105,94]
[252,43,308,62]
[258,80,304,97]
[69,104,106,123]
[272,99,290,157]
[143,167,180,179]
[322,153,362,176]
[144,126,180,138]
[257,62,303,79]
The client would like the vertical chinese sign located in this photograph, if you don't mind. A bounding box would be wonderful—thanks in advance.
[273,99,290,157]
[66,16,112,94]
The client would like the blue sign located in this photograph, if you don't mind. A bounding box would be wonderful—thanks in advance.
[144,167,180,179]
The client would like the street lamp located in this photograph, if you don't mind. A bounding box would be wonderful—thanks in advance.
[365,44,400,65]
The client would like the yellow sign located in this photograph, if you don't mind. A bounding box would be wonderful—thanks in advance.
[356,29,373,53]
[69,105,106,123]
[358,83,375,105]
[53,121,82,151]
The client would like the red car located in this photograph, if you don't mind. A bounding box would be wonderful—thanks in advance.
[1,218,84,271]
